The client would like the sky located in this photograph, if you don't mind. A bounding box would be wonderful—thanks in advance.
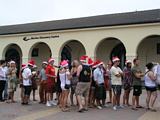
[0,0,160,26]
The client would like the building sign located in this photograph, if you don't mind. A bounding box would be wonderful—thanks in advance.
[23,35,59,41]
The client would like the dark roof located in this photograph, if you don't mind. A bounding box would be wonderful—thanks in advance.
[0,9,160,35]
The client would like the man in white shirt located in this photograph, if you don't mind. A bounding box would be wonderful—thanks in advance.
[21,61,33,105]
[110,57,123,110]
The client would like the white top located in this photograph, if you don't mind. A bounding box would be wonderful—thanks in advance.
[22,67,32,86]
[93,67,104,84]
[144,72,156,87]
[110,66,123,85]
[0,66,7,81]
[59,71,71,87]
[155,65,160,84]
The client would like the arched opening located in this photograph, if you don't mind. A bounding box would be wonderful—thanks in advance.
[95,37,126,68]
[4,44,22,77]
[60,40,86,66]
[137,35,160,71]
[29,42,51,70]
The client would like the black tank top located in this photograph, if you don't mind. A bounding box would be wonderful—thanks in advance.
[79,65,91,82]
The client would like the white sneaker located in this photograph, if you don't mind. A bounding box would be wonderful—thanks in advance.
[46,101,52,107]
[113,106,117,110]
[97,106,102,110]
[50,101,57,106]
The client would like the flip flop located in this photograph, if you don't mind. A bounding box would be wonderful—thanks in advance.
[62,108,70,112]
[78,108,84,113]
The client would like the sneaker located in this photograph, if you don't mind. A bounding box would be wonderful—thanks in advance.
[117,105,124,109]
[50,101,57,106]
[46,101,52,107]
[113,106,117,110]
[97,106,102,110]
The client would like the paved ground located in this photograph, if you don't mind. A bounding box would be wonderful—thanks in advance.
[0,88,160,120]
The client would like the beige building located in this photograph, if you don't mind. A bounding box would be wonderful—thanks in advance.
[0,9,160,73]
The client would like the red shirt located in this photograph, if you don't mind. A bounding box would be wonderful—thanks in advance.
[46,64,56,85]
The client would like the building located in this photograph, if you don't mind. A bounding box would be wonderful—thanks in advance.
[0,9,160,73]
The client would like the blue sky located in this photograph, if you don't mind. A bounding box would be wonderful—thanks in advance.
[0,0,160,26]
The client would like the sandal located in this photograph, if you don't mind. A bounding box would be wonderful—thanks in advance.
[62,108,70,112]
[136,106,143,108]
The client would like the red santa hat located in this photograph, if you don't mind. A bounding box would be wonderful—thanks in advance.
[60,60,68,68]
[125,60,132,65]
[96,60,103,66]
[21,64,27,70]
[42,61,48,65]
[28,59,35,66]
[112,56,120,63]
[80,55,89,63]
[88,57,94,66]
[92,61,98,68]
[48,58,55,63]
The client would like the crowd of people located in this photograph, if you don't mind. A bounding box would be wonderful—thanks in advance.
[0,55,160,113]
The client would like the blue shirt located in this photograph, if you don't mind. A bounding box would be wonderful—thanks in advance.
[39,68,47,80]
[93,67,104,84]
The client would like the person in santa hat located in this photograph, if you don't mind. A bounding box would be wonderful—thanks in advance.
[110,56,123,110]
[122,60,132,107]
[93,60,106,109]
[21,60,34,105]
[45,58,57,107]
[59,60,72,112]
[6,61,17,103]
[75,55,92,112]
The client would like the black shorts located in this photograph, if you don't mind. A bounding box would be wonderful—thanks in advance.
[133,85,142,96]
[145,86,157,92]
[95,84,106,100]
[24,86,32,96]
[112,85,122,96]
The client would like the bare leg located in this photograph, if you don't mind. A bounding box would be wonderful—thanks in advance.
[123,90,127,105]
[150,91,157,110]
[146,91,151,109]
[77,95,83,110]
[70,92,74,106]
[109,90,112,103]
